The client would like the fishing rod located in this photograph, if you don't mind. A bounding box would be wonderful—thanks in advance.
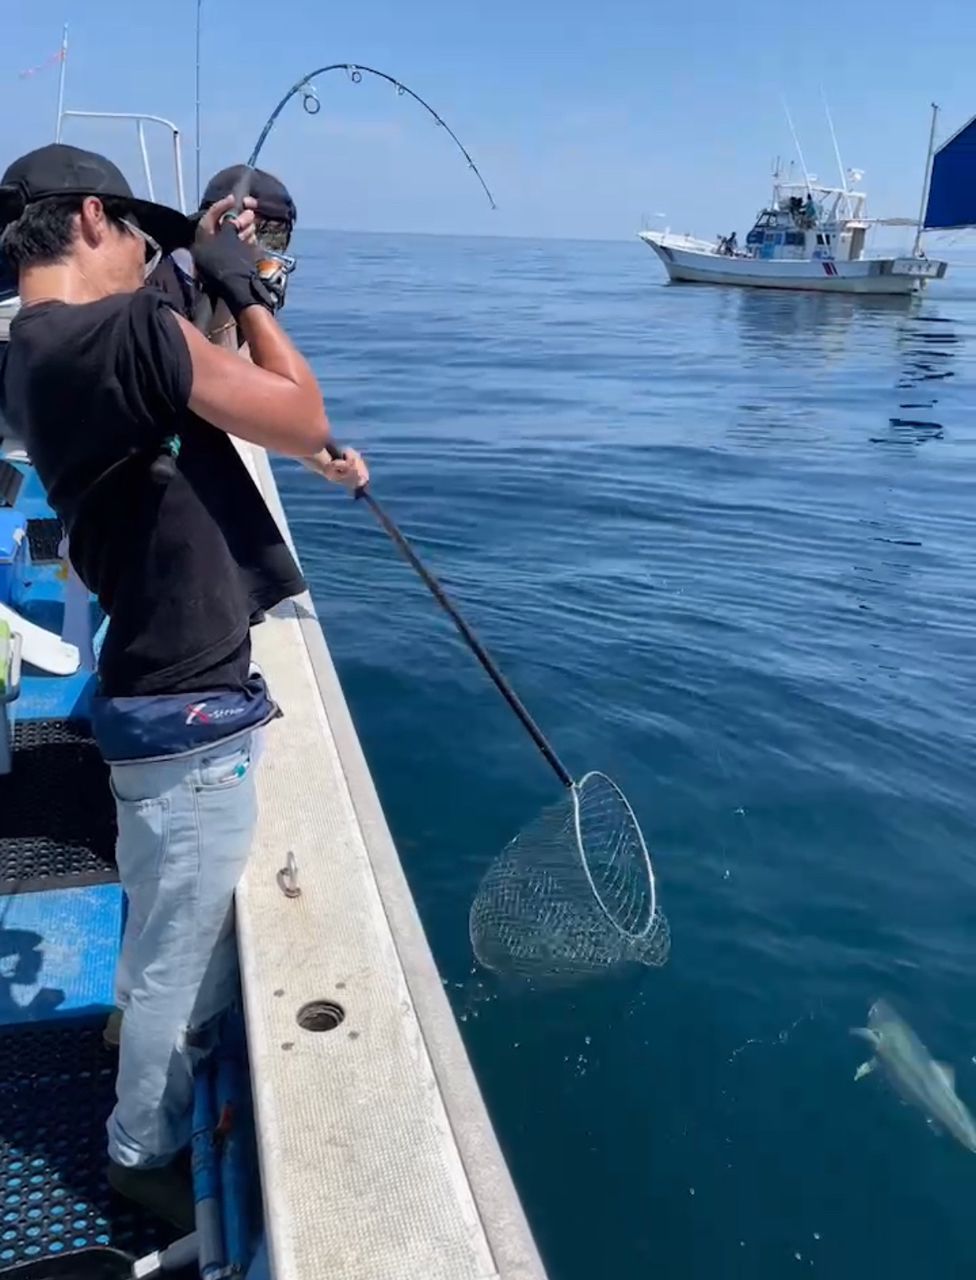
[191,59,495,340]
[247,63,497,210]
[191,60,496,336]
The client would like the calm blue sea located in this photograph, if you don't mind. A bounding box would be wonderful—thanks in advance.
[276,231,976,1280]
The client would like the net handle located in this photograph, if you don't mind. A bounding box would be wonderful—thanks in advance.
[326,442,575,788]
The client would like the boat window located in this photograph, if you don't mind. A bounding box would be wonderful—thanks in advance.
[785,231,805,246]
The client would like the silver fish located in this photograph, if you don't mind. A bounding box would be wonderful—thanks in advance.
[852,998,976,1153]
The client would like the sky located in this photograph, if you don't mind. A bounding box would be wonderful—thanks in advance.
[1,0,976,240]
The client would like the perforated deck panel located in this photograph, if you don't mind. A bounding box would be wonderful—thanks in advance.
[0,1020,175,1270]
[0,462,24,509]
[0,721,117,892]
[24,521,63,566]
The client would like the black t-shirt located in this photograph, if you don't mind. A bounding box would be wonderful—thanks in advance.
[0,289,306,696]
[147,253,197,318]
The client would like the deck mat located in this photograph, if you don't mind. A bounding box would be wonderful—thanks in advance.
[24,521,63,567]
[0,1019,175,1269]
[0,722,116,893]
[0,885,120,1029]
[0,464,24,510]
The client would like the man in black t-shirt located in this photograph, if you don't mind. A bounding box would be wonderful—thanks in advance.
[0,143,365,1225]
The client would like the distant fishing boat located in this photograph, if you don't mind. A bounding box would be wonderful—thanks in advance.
[639,104,975,294]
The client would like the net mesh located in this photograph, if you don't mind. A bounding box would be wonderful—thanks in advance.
[469,771,670,983]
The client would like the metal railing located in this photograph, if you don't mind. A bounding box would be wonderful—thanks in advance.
[57,110,188,213]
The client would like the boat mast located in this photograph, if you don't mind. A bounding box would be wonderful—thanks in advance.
[195,0,203,206]
[783,100,814,194]
[822,91,851,215]
[913,102,939,256]
[54,23,68,141]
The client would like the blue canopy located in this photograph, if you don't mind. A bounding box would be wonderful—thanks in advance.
[924,113,976,229]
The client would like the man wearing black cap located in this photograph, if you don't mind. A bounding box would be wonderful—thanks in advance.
[150,164,299,335]
[0,142,364,1224]
[156,164,350,492]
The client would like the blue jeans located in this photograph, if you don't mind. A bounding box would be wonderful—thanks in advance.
[106,732,257,1168]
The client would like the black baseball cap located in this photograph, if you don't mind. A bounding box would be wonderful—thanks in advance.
[201,165,297,225]
[0,143,195,253]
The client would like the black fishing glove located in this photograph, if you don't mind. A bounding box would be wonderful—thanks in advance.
[191,223,276,321]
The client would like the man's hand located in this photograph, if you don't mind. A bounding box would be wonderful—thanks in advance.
[192,219,274,322]
[197,194,259,244]
[302,446,369,493]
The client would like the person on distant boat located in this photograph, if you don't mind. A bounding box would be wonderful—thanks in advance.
[0,142,366,1228]
[804,193,818,225]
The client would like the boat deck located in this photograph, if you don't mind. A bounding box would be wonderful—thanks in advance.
[235,445,545,1280]
[0,464,177,1271]
[0,442,546,1278]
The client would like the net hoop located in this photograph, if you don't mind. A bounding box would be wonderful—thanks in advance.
[572,770,657,942]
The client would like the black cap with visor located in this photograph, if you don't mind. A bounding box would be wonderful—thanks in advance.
[0,143,195,254]
[201,166,297,227]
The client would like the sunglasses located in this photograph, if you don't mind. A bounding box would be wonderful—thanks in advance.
[119,215,162,279]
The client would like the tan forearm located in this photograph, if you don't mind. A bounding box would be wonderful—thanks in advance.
[237,306,321,394]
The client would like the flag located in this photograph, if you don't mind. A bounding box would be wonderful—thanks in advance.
[18,49,65,80]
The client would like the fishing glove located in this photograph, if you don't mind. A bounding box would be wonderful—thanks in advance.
[191,223,276,321]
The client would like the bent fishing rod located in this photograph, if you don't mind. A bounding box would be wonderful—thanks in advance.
[194,61,496,332]
[246,63,496,210]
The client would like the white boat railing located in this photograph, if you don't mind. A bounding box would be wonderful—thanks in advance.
[57,109,188,212]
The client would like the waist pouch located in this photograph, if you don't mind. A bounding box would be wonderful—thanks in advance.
[91,672,280,764]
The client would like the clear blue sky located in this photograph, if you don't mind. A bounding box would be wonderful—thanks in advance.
[1,0,975,239]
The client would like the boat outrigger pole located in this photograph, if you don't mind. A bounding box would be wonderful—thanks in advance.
[782,99,814,195]
[195,0,203,206]
[913,102,939,257]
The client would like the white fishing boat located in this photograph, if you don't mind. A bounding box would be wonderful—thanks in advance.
[638,104,976,294]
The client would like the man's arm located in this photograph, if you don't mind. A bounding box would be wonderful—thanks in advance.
[173,308,330,458]
[170,198,330,457]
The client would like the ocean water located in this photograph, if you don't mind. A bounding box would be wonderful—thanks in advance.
[276,231,976,1280]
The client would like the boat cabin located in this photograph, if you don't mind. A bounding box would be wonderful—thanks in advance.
[734,181,870,264]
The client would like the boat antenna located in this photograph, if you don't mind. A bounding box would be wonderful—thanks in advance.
[54,23,68,141]
[194,0,202,206]
[821,89,850,210]
[247,63,496,209]
[782,99,814,193]
[913,102,939,257]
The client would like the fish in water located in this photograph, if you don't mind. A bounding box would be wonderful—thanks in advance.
[852,999,976,1153]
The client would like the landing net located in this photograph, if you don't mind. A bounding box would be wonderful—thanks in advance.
[469,771,670,984]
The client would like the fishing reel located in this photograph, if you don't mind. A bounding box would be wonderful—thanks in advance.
[255,247,297,314]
